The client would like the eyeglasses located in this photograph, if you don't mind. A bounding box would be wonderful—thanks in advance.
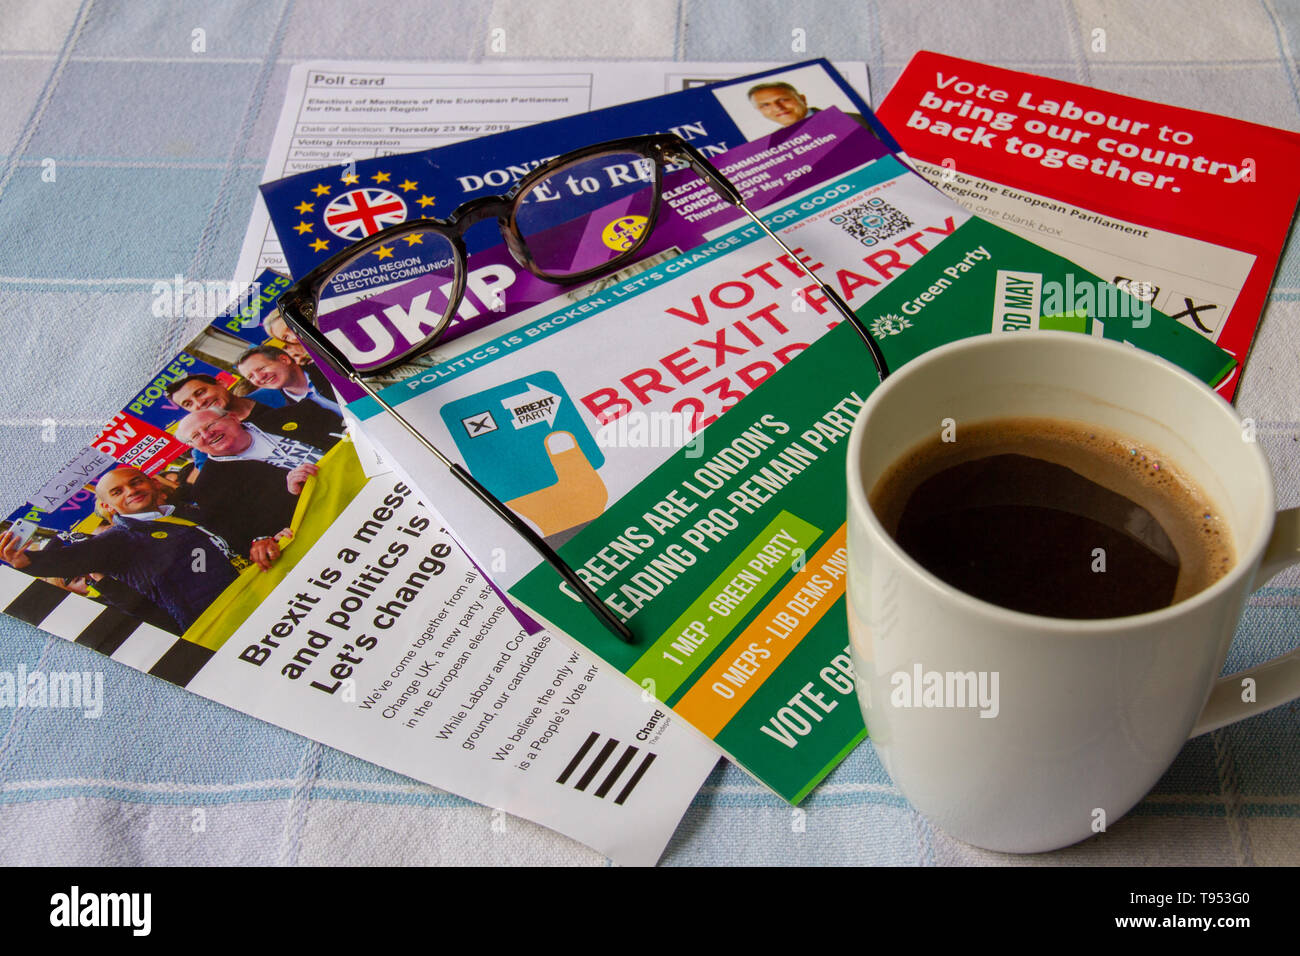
[279,133,889,644]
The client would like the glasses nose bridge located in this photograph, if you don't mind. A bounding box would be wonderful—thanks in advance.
[448,192,532,271]
[450,194,514,236]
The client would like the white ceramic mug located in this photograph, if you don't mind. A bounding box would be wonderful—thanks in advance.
[845,331,1300,853]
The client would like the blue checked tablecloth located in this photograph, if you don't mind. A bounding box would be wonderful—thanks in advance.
[0,0,1296,866]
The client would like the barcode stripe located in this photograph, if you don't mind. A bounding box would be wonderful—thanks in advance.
[573,737,619,792]
[0,566,30,606]
[148,639,214,687]
[4,579,67,626]
[34,591,101,640]
[613,752,657,805]
[594,745,639,798]
[555,731,599,785]
[109,623,177,673]
[75,607,140,655]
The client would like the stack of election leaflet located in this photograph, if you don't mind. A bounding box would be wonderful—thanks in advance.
[257,63,1234,802]
[7,53,1289,857]
[876,51,1300,400]
[0,59,891,865]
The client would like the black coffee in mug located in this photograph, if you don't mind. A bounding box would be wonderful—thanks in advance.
[869,418,1236,619]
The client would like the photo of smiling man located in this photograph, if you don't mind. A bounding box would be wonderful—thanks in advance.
[747,80,866,128]
[167,371,285,418]
[712,65,880,144]
[236,345,341,416]
[174,408,327,567]
[0,467,242,634]
[261,308,312,366]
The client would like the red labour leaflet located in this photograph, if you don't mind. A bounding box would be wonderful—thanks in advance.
[877,51,1300,399]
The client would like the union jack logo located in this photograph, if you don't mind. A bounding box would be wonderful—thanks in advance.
[323,188,407,240]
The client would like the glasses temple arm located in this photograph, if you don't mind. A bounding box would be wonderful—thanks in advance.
[279,300,358,381]
[351,375,637,644]
[670,144,890,384]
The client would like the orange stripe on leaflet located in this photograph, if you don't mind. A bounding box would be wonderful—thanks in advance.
[673,525,847,738]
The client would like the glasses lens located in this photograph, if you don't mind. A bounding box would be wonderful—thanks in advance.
[513,150,659,278]
[313,228,460,374]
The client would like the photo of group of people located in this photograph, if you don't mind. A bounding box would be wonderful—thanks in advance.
[0,276,361,644]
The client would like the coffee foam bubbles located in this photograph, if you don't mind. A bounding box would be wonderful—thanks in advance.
[869,417,1235,608]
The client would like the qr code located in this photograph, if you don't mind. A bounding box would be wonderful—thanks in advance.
[830,197,912,247]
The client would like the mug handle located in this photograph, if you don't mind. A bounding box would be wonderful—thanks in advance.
[1191,506,1300,737]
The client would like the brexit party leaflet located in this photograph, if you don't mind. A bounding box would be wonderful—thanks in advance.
[338,113,1233,801]
[0,275,719,866]
[876,51,1300,401]
[259,57,899,368]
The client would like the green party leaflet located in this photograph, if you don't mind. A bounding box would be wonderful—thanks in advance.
[509,213,1234,803]
[850,214,1234,382]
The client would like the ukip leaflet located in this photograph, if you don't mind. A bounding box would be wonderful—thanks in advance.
[258,57,898,380]
[0,275,719,866]
[334,110,1233,800]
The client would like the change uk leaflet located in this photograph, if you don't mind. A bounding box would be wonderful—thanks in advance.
[343,111,1233,801]
[0,275,719,867]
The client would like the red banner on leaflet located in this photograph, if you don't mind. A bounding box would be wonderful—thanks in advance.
[93,411,188,473]
[878,51,1300,399]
